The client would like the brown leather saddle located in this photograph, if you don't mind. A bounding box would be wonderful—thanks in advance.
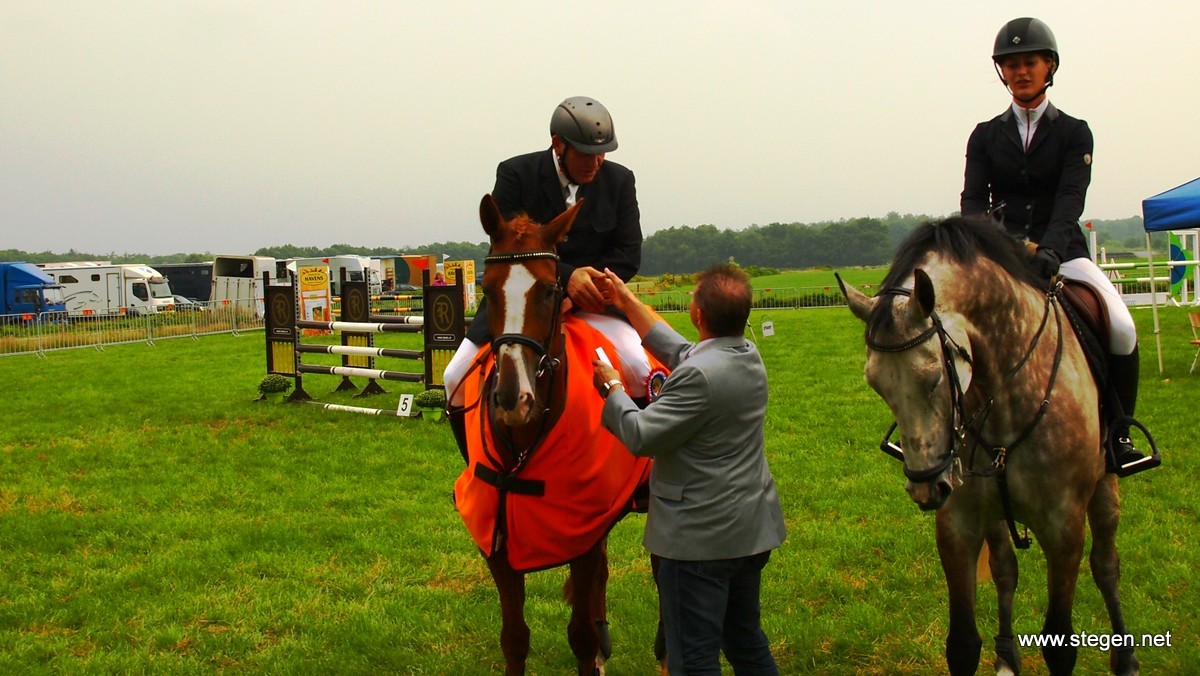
[1058,280,1110,355]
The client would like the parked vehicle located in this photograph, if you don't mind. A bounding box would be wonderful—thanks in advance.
[287,255,382,297]
[0,262,67,317]
[156,262,213,301]
[170,295,209,312]
[210,255,282,318]
[39,262,174,317]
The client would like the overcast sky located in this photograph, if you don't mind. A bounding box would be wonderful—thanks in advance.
[3,1,1198,256]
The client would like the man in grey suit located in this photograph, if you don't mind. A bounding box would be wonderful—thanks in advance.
[592,264,786,675]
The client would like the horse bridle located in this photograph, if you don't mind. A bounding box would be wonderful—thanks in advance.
[867,288,972,484]
[483,249,566,378]
[478,249,567,472]
[868,285,1063,550]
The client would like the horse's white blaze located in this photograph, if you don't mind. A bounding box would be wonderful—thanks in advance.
[499,265,539,403]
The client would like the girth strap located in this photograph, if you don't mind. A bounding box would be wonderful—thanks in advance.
[474,463,546,496]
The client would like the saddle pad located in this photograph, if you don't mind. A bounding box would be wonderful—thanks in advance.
[454,315,654,572]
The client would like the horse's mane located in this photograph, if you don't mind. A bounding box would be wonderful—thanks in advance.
[869,216,1045,335]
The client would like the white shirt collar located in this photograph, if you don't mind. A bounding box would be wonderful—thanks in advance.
[1011,98,1050,151]
[551,148,579,205]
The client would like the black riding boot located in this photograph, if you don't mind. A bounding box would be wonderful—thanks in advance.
[448,409,470,465]
[1108,346,1158,476]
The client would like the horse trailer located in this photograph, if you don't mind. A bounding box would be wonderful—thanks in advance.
[210,255,283,317]
[155,262,214,301]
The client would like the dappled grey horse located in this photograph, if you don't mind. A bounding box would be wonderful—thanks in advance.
[840,216,1139,675]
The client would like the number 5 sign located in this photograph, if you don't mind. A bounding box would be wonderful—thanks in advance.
[396,394,419,417]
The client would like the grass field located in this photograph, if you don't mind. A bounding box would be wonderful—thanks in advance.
[1,303,1197,673]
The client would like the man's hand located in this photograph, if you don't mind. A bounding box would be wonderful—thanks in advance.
[601,267,660,340]
[568,266,609,313]
[600,268,640,314]
[592,359,621,396]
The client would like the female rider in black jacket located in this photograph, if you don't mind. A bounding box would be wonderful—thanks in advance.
[961,18,1157,476]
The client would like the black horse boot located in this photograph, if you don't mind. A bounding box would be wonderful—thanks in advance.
[1108,346,1159,477]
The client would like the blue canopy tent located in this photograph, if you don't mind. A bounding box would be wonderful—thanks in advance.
[1142,177,1200,373]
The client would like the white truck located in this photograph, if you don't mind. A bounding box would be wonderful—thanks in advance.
[39,262,175,317]
[286,255,383,297]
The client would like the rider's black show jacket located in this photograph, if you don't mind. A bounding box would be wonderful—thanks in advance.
[961,102,1093,262]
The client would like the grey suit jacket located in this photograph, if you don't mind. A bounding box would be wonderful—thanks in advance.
[602,322,786,561]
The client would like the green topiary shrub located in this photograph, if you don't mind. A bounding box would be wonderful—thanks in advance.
[257,374,293,396]
[413,388,447,409]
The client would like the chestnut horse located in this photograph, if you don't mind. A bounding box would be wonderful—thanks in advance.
[839,217,1139,675]
[452,195,652,675]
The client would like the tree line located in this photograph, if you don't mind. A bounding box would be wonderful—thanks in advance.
[1,215,1154,272]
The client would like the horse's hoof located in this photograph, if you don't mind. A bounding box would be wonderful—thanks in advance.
[995,634,1020,674]
[1111,647,1139,676]
[596,619,612,660]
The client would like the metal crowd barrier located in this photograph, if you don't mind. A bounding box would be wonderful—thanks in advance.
[635,286,850,313]
[0,298,265,358]
[3,285,860,356]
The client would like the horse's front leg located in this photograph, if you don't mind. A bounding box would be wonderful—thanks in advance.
[1034,508,1088,675]
[650,553,667,671]
[985,520,1021,674]
[937,508,985,675]
[567,543,605,675]
[1088,475,1139,676]
[486,551,530,675]
[592,538,612,661]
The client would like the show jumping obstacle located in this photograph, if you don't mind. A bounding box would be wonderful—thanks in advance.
[264,269,466,415]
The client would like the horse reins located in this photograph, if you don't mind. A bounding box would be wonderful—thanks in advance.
[868,285,1067,549]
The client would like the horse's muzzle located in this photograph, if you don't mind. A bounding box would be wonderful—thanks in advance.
[907,477,953,511]
[493,348,540,426]
[493,389,536,427]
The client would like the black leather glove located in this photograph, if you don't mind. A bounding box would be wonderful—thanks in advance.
[1032,247,1062,281]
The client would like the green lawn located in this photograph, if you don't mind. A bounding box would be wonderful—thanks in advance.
[1,304,1197,673]
[748,267,885,291]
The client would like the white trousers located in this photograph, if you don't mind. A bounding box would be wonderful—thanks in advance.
[1060,257,1138,356]
[443,311,650,406]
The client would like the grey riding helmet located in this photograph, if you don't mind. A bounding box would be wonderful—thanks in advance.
[550,96,617,154]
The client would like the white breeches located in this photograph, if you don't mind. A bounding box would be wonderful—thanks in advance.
[1059,258,1138,356]
[443,311,650,406]
[576,312,651,397]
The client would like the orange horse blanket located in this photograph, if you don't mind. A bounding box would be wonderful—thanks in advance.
[454,316,654,572]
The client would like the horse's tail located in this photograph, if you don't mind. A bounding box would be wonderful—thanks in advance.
[562,573,575,605]
[977,542,992,584]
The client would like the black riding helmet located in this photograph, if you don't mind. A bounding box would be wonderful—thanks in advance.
[549,96,617,155]
[992,18,1059,101]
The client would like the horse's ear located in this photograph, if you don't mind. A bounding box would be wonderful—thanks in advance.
[480,194,502,238]
[837,272,875,323]
[541,198,582,245]
[913,269,936,318]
